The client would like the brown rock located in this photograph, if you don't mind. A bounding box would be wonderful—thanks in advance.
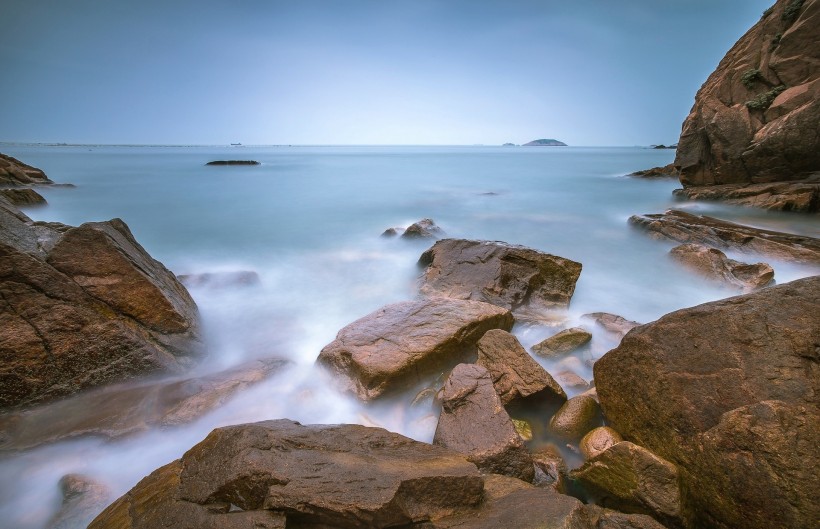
[582,312,641,337]
[580,426,623,460]
[475,329,566,410]
[316,298,513,401]
[673,176,820,213]
[594,276,820,529]
[0,188,47,206]
[418,239,582,313]
[669,243,774,291]
[0,153,53,186]
[531,444,569,492]
[401,218,444,239]
[580,504,672,529]
[548,395,602,441]
[629,164,679,178]
[629,209,820,264]
[532,327,592,357]
[433,364,534,481]
[555,371,591,392]
[46,474,111,529]
[90,420,484,529]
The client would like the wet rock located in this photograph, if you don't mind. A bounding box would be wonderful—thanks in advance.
[316,298,513,401]
[380,227,400,237]
[629,164,678,178]
[177,270,260,288]
[89,420,484,529]
[548,395,602,441]
[555,371,591,392]
[0,358,291,451]
[582,313,641,338]
[580,504,671,529]
[629,209,820,264]
[0,199,204,410]
[673,177,820,213]
[418,239,582,313]
[0,188,47,205]
[401,218,445,239]
[47,474,111,529]
[0,153,53,186]
[570,442,681,528]
[580,426,623,460]
[594,276,820,529]
[205,160,260,165]
[433,364,534,481]
[475,329,566,410]
[531,444,569,492]
[531,327,592,358]
[669,243,774,291]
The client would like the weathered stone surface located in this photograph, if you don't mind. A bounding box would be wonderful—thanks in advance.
[580,427,623,460]
[46,474,111,529]
[674,0,820,198]
[0,153,53,186]
[532,327,592,358]
[570,442,681,527]
[673,176,820,213]
[594,276,820,529]
[629,209,820,264]
[0,358,290,451]
[433,364,534,481]
[548,395,602,441]
[0,188,47,205]
[402,218,445,239]
[177,270,260,288]
[418,239,582,312]
[629,164,678,179]
[316,298,513,401]
[90,420,484,529]
[0,199,204,410]
[582,313,641,338]
[475,329,566,410]
[669,243,774,291]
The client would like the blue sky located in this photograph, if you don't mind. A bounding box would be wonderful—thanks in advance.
[1,0,772,145]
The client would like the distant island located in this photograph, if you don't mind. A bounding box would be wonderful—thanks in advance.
[523,139,567,147]
[502,143,516,147]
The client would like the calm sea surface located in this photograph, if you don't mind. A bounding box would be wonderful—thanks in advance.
[1,145,817,527]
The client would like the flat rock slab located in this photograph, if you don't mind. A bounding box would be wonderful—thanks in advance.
[669,243,774,291]
[89,420,484,529]
[418,239,582,312]
[629,209,820,264]
[316,298,513,401]
[673,178,820,213]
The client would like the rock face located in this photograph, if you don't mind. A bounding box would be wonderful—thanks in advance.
[433,364,534,481]
[673,176,820,212]
[402,218,445,239]
[89,420,484,529]
[629,164,678,178]
[0,197,203,410]
[594,276,820,529]
[418,239,582,313]
[47,474,111,529]
[531,327,592,358]
[674,0,820,210]
[316,298,513,401]
[630,209,820,264]
[0,153,53,186]
[669,243,774,291]
[523,139,567,146]
[475,329,566,410]
[0,188,47,205]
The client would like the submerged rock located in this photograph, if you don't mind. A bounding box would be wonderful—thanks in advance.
[401,218,445,239]
[0,153,53,186]
[531,327,592,358]
[669,243,774,291]
[0,188,47,205]
[204,160,260,165]
[46,474,111,529]
[316,298,513,401]
[582,312,641,338]
[531,444,569,492]
[177,270,260,288]
[629,164,678,178]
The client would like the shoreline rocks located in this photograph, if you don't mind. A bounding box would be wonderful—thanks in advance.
[629,164,679,179]
[402,218,445,239]
[669,243,774,291]
[531,327,592,358]
[673,177,820,213]
[0,188,47,205]
[0,153,54,187]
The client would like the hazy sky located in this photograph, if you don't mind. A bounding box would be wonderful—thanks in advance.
[2,0,772,146]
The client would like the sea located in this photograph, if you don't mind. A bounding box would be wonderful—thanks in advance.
[1,145,818,528]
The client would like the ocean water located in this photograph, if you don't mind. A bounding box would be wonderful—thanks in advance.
[1,145,818,528]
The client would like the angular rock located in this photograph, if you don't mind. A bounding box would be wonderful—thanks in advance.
[90,420,484,529]
[177,270,260,288]
[532,327,592,358]
[570,442,681,527]
[580,426,623,460]
[548,395,602,441]
[316,298,513,401]
[401,218,444,239]
[594,276,820,529]
[582,312,641,338]
[0,153,53,186]
[418,239,582,313]
[673,177,820,213]
[0,188,47,206]
[475,329,566,410]
[629,164,679,178]
[669,243,774,291]
[433,364,534,481]
[629,209,820,264]
[47,474,111,529]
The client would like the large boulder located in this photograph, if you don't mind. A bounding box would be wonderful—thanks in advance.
[674,0,820,212]
[548,395,602,441]
[594,276,820,529]
[418,239,582,314]
[669,243,774,291]
[0,153,53,187]
[433,364,534,481]
[89,420,484,529]
[0,197,204,410]
[316,298,513,401]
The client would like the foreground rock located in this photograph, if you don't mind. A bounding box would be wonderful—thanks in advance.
[595,276,820,529]
[89,420,484,529]
[629,164,678,178]
[0,188,47,205]
[316,298,513,401]
[548,395,602,441]
[401,218,445,239]
[673,177,820,213]
[419,239,582,313]
[433,364,534,481]
[0,153,53,186]
[582,312,641,337]
[47,474,111,529]
[204,160,260,165]
[0,358,290,451]
[475,329,566,410]
[669,243,774,291]
[532,327,592,358]
[674,0,820,211]
[629,209,820,264]
[0,197,204,410]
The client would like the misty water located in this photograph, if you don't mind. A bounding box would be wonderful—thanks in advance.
[1,145,818,528]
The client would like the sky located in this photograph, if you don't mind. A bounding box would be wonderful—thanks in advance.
[1,0,773,146]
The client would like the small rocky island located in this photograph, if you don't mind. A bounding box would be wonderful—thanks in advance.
[523,138,567,146]
[205,160,260,166]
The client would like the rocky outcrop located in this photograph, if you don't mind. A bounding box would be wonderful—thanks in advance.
[594,276,820,529]
[582,313,641,338]
[47,474,111,529]
[669,243,774,291]
[674,0,820,211]
[673,176,820,212]
[316,298,513,401]
[629,209,820,264]
[0,197,204,410]
[548,395,602,441]
[475,329,566,410]
[629,164,679,178]
[0,188,47,205]
[433,364,534,481]
[402,218,445,239]
[418,239,582,314]
[531,327,592,358]
[0,153,53,186]
[204,160,260,165]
